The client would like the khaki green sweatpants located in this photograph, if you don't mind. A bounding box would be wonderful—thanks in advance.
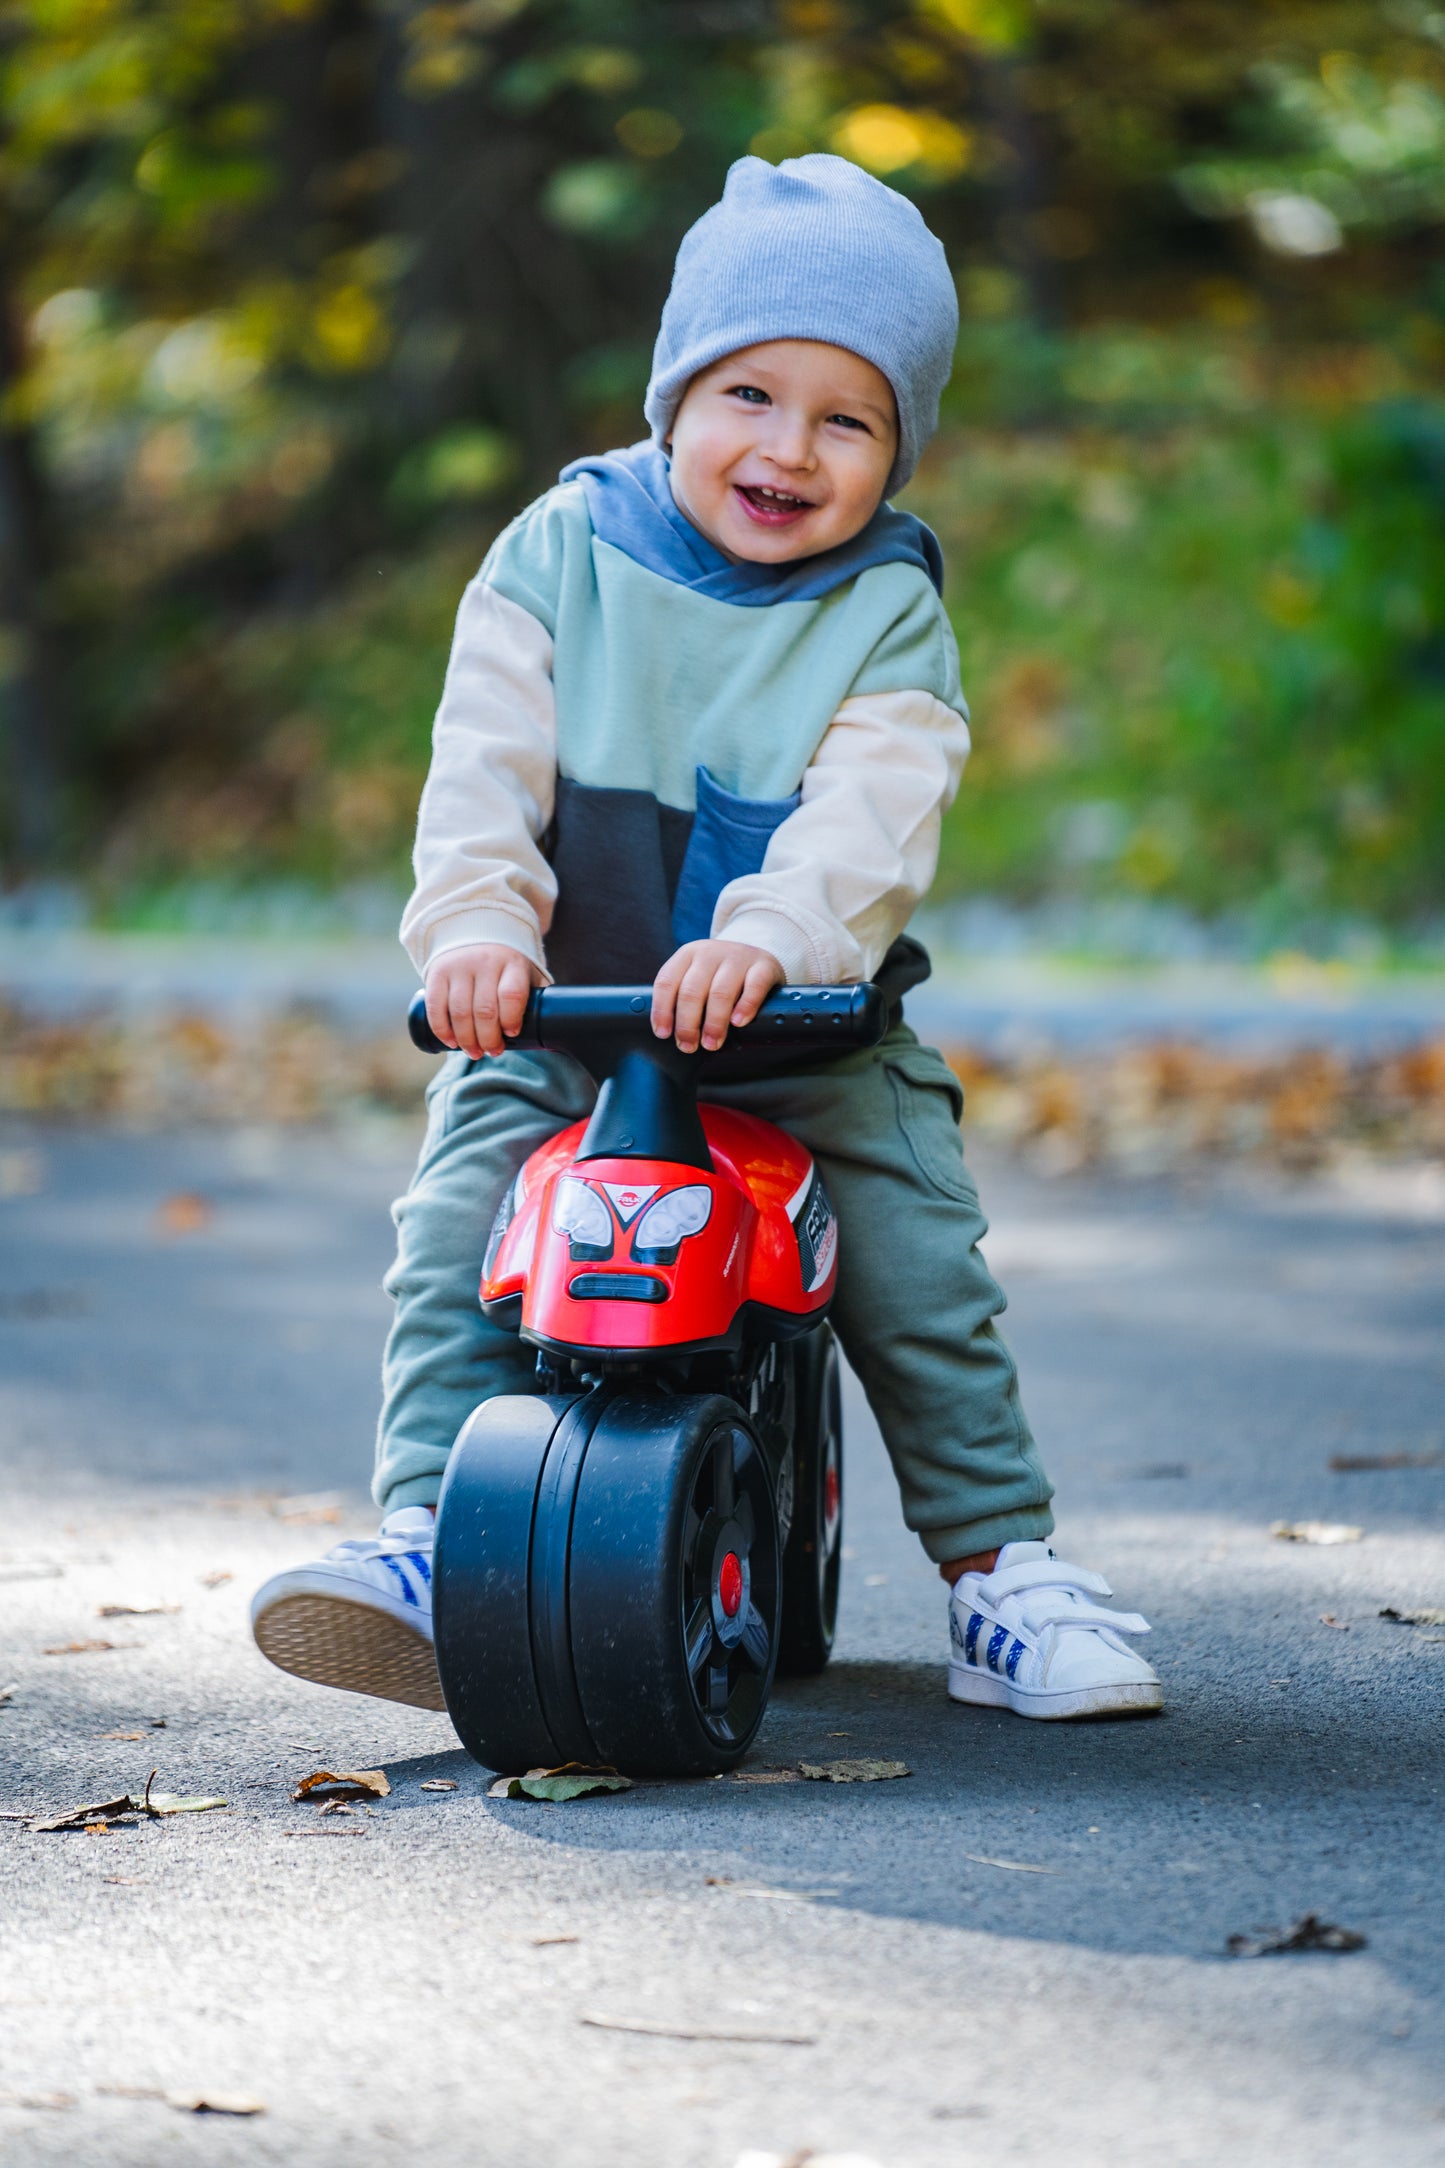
[374,1023,1055,1564]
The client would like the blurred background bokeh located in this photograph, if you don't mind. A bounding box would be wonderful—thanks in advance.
[1,0,1441,952]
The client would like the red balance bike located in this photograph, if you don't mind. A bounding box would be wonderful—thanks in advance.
[407,981,886,1777]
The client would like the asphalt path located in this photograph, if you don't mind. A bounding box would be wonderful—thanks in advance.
[2,1116,1443,2167]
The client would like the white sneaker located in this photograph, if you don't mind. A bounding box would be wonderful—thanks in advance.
[250,1507,444,1710]
[948,1541,1163,1719]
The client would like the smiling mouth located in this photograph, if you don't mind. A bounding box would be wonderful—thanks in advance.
[734,483,815,524]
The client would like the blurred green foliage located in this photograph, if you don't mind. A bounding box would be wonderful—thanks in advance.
[0,0,1440,930]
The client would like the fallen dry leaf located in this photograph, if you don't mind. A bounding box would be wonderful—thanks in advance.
[1319,1614,1350,1630]
[961,1852,1062,1875]
[1227,1913,1366,1958]
[272,1492,344,1525]
[731,1767,804,1785]
[155,1192,213,1237]
[1329,1451,1445,1471]
[1270,1521,1362,1546]
[99,1730,148,1741]
[419,1779,457,1792]
[97,1603,179,1619]
[531,1935,579,1946]
[43,1638,124,1655]
[171,2093,266,2116]
[0,2090,75,2110]
[0,1683,16,1705]
[1379,1605,1445,1627]
[489,1764,633,1802]
[198,1570,232,1588]
[798,1758,909,1783]
[31,1795,137,1833]
[580,2014,816,2046]
[292,1767,391,1804]
[141,1768,226,1818]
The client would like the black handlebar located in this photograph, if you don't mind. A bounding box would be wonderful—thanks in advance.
[408,981,887,1063]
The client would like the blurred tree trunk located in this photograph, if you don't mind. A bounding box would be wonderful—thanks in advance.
[0,266,62,872]
[978,52,1059,335]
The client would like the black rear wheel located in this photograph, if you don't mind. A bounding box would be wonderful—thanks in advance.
[777,1327,843,1676]
[433,1389,781,1779]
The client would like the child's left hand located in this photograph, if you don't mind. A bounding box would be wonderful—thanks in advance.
[651,939,785,1053]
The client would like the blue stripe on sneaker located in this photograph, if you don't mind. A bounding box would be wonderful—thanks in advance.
[1005,1636,1025,1679]
[964,1611,983,1664]
[407,1549,432,1588]
[382,1554,420,1608]
[986,1623,1008,1673]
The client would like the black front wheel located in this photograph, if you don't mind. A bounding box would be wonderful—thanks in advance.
[433,1390,781,1779]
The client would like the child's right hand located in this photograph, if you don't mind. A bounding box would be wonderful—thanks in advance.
[424,943,540,1059]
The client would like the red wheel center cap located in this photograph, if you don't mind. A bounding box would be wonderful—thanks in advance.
[718,1551,743,1618]
[824,1465,840,1521]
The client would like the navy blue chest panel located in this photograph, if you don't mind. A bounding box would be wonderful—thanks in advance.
[543,766,798,985]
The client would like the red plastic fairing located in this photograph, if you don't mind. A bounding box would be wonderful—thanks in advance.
[480,1104,836,1354]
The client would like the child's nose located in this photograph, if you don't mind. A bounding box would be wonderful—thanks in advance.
[764,414,816,471]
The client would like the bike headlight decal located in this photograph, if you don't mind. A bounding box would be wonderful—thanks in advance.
[633,1184,712,1252]
[551,1177,614,1253]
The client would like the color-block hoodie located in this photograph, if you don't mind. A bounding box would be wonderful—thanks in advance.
[401,441,970,999]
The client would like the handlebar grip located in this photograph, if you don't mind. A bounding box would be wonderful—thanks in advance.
[724,980,887,1052]
[408,986,548,1056]
[407,981,888,1059]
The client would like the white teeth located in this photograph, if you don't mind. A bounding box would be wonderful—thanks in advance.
[751,487,804,506]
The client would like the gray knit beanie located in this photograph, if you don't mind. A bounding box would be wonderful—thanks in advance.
[644,154,958,495]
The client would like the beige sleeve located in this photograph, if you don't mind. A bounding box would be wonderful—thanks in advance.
[712,687,971,983]
[399,579,559,980]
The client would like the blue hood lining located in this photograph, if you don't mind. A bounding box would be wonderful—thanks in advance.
[558,440,943,604]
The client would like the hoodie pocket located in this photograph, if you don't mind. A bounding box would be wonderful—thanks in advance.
[670,764,800,948]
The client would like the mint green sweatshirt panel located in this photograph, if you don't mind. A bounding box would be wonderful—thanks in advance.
[482,482,963,813]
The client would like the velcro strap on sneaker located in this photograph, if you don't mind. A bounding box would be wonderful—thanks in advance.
[986,1560,1114,1602]
[1033,1603,1150,1636]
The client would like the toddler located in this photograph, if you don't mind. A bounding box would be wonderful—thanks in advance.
[251,155,1161,1724]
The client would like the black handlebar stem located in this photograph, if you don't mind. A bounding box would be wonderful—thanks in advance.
[406,981,889,1172]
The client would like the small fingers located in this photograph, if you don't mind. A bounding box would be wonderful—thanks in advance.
[425,974,459,1051]
[672,954,717,1053]
[730,958,781,1029]
[445,971,502,1059]
[651,948,691,1040]
[496,957,534,1041]
[700,960,747,1051]
[448,974,485,1059]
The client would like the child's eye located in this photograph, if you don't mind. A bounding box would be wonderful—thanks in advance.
[727,384,770,405]
[828,413,869,432]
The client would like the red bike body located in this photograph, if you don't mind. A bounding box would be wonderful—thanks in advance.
[481,1107,837,1359]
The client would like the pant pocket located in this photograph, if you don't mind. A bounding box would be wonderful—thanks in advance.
[884,1045,976,1203]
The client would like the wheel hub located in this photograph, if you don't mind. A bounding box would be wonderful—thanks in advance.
[711,1520,752,1647]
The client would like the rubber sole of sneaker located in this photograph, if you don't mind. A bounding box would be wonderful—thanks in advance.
[948,1662,1163,1720]
[253,1591,446,1711]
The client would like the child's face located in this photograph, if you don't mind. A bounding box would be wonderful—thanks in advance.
[667,339,898,564]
